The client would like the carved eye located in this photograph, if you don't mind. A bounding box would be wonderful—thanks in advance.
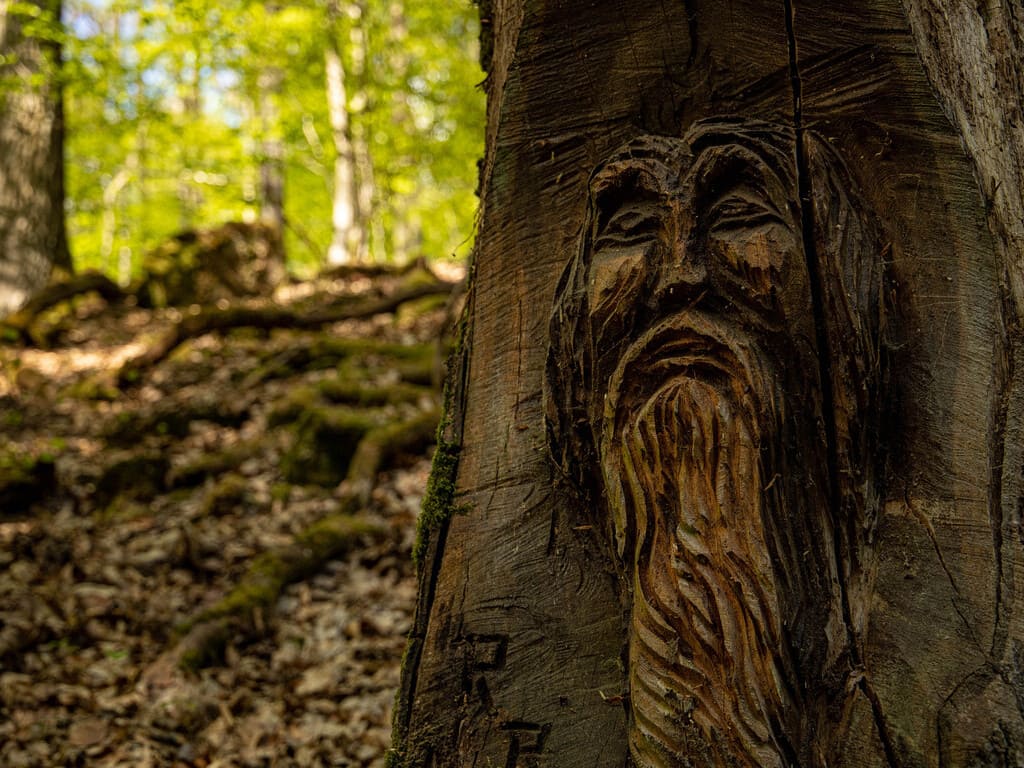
[593,202,663,252]
[708,196,786,233]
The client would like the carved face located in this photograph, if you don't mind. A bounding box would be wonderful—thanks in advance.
[545,121,883,767]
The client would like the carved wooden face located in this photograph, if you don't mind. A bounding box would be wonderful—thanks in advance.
[546,120,883,768]
[585,136,810,338]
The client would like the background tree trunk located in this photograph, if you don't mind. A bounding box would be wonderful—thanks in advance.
[324,0,362,266]
[393,1,1024,767]
[257,66,285,233]
[0,0,71,315]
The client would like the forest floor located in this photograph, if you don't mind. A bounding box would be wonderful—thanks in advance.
[0,260,462,767]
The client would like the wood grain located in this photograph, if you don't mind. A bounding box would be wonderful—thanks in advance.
[392,1,1021,766]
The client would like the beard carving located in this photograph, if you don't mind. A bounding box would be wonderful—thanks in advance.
[545,121,884,767]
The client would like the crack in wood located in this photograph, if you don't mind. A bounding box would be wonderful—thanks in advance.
[783,3,899,765]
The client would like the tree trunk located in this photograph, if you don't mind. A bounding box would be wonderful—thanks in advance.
[324,0,362,266]
[257,65,285,233]
[0,0,71,315]
[393,1,1024,767]
[350,0,374,263]
[176,42,205,229]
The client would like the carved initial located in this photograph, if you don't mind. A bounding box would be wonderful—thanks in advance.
[545,119,885,767]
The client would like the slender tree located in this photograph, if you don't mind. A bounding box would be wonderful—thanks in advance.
[0,0,71,314]
[324,0,361,265]
[257,64,285,230]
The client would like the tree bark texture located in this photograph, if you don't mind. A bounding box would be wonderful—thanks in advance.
[394,1,1024,767]
[0,0,71,316]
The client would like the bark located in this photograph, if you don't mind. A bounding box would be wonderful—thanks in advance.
[0,0,71,316]
[393,1,1024,767]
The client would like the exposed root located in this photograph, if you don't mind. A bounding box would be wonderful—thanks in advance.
[117,280,457,386]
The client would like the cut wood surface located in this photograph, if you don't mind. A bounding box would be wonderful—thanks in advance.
[393,1,1024,766]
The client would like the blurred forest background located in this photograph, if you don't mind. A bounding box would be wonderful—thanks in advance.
[31,0,483,277]
[0,2,483,766]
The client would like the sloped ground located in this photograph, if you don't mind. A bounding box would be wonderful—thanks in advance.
[0,265,461,767]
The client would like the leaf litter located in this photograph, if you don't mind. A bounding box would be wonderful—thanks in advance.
[0,266,460,767]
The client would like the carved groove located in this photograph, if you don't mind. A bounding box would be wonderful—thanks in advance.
[545,119,885,767]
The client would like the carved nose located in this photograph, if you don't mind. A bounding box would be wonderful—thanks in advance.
[657,238,708,307]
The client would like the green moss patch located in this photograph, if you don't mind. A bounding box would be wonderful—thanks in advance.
[64,374,121,402]
[345,408,440,501]
[104,399,248,445]
[412,439,461,565]
[199,473,249,516]
[246,338,436,387]
[279,406,380,486]
[175,513,384,670]
[317,379,432,408]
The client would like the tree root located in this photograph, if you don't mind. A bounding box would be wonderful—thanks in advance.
[164,405,437,671]
[317,255,441,283]
[103,394,250,445]
[174,512,387,671]
[117,279,457,386]
[1,270,125,345]
[344,407,440,504]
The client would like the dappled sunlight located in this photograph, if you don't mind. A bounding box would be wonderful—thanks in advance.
[15,341,149,380]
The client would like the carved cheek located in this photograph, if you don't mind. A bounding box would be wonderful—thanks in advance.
[712,225,799,310]
[588,243,652,314]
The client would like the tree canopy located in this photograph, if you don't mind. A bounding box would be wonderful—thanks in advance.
[58,0,483,278]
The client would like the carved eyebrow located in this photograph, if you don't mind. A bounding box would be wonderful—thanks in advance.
[593,197,664,248]
[589,160,672,212]
[587,163,673,251]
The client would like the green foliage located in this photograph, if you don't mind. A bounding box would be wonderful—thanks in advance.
[61,0,484,277]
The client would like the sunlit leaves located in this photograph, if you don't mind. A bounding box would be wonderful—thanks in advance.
[63,0,483,275]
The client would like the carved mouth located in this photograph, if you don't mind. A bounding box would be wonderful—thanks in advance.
[602,310,775,430]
